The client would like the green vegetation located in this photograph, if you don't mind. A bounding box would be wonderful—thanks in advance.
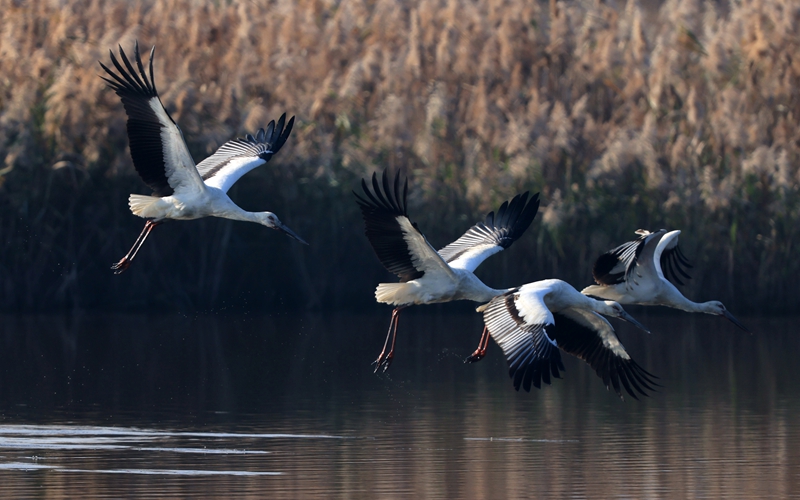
[0,0,798,312]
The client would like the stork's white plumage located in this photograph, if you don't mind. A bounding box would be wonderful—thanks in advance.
[100,42,306,274]
[481,279,657,400]
[581,230,749,332]
[355,171,540,372]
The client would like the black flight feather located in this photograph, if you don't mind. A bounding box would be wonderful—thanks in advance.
[437,191,540,264]
[99,42,175,197]
[548,312,659,400]
[355,171,425,282]
[197,114,295,181]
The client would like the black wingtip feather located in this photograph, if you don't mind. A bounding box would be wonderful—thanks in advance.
[402,177,409,216]
[617,368,639,400]
[593,252,624,285]
[355,170,425,282]
[279,116,295,150]
[381,170,395,210]
[371,173,386,207]
[437,190,540,264]
[133,43,151,92]
[545,311,658,400]
[148,45,157,91]
[661,242,693,287]
[265,120,276,143]
[100,41,176,197]
[491,201,508,227]
[119,44,148,93]
[393,170,403,215]
[275,113,286,137]
[677,248,694,268]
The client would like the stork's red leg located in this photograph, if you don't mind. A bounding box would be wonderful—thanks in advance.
[111,220,161,274]
[465,326,490,363]
[373,307,403,373]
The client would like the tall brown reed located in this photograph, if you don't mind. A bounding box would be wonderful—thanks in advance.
[0,0,798,311]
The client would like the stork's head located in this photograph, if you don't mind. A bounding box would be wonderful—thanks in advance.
[256,212,308,245]
[704,301,750,333]
[600,300,651,334]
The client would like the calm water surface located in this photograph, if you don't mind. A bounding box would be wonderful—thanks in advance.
[0,310,798,498]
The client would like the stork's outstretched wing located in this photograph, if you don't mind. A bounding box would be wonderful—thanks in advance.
[438,192,540,272]
[550,309,658,400]
[654,231,693,286]
[354,171,456,283]
[483,284,658,399]
[482,289,564,392]
[591,231,650,286]
[592,229,692,288]
[100,42,205,197]
[196,114,295,193]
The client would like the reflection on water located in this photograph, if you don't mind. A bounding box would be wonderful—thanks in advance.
[0,310,798,498]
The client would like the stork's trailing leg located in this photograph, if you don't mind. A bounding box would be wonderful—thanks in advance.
[373,307,405,373]
[111,220,161,274]
[465,326,490,363]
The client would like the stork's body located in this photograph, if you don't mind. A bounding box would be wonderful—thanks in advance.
[130,187,272,222]
[374,261,508,307]
[355,171,540,371]
[100,42,305,273]
[481,279,656,400]
[582,230,748,331]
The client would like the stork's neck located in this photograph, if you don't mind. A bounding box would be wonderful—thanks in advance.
[540,280,615,315]
[571,285,617,314]
[459,272,511,302]
[195,189,248,222]
[226,209,261,224]
[482,286,515,302]
[660,286,712,313]
[687,300,721,315]
[210,195,261,224]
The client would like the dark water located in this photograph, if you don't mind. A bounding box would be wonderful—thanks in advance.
[0,310,798,498]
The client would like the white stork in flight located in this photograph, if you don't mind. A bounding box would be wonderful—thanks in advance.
[581,230,749,332]
[480,279,657,400]
[100,42,306,274]
[355,170,540,372]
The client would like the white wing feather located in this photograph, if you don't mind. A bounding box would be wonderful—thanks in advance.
[397,217,457,280]
[447,245,504,272]
[558,308,630,359]
[651,230,681,281]
[148,99,207,196]
[201,157,267,192]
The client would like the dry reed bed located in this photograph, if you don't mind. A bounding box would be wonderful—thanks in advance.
[0,0,798,311]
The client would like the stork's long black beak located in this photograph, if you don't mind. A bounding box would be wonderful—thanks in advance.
[618,310,651,334]
[722,309,750,333]
[276,222,308,245]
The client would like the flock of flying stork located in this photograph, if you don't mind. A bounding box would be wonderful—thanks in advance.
[101,42,749,400]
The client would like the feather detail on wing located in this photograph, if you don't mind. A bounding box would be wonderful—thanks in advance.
[593,229,693,288]
[549,309,658,400]
[655,230,693,286]
[197,114,295,193]
[483,290,564,392]
[99,42,204,197]
[591,232,649,286]
[354,171,455,283]
[439,192,540,272]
